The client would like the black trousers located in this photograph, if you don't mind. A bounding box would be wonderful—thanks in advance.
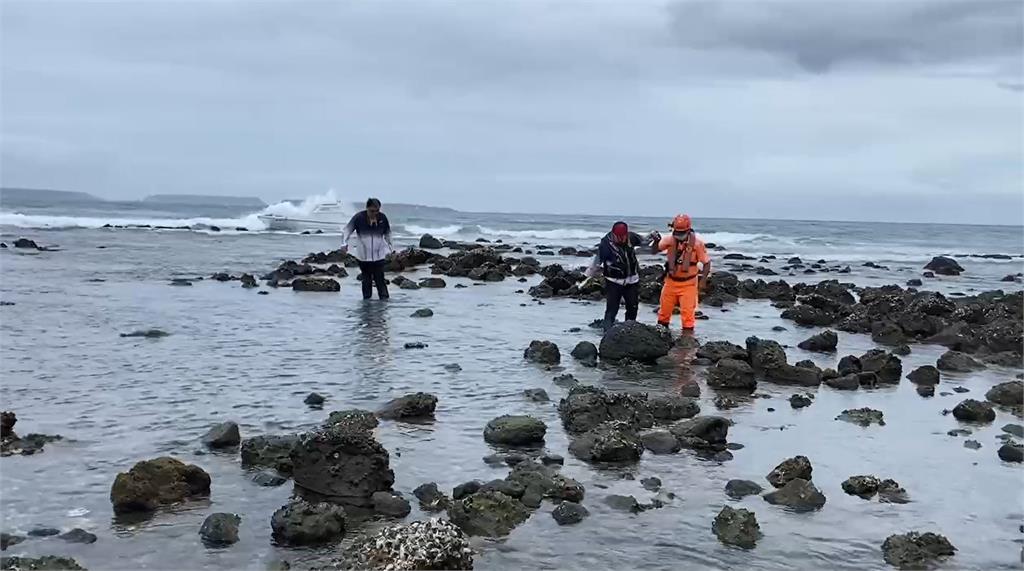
[604,280,639,329]
[358,260,389,300]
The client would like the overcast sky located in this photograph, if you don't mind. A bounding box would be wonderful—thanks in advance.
[1,0,1022,223]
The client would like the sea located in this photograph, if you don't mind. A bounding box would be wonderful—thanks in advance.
[1,191,1022,570]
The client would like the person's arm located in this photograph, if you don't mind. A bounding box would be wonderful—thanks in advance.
[381,213,394,249]
[340,213,358,253]
[697,242,712,290]
[646,231,663,254]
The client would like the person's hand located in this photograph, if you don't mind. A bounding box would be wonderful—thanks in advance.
[646,231,662,245]
[698,277,707,292]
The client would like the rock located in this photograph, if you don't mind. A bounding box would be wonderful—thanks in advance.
[410,308,434,318]
[119,329,170,338]
[27,528,60,538]
[907,366,940,385]
[841,475,882,497]
[964,439,982,450]
[290,425,395,506]
[199,513,241,546]
[0,534,25,551]
[552,373,579,388]
[706,359,757,392]
[669,416,730,449]
[917,385,935,397]
[604,495,643,513]
[303,392,326,406]
[837,355,862,376]
[893,344,912,356]
[291,277,340,292]
[569,421,644,463]
[924,256,964,276]
[13,238,39,249]
[372,491,412,518]
[413,483,450,512]
[57,529,96,544]
[640,477,662,492]
[836,408,885,427]
[647,395,699,421]
[0,412,15,440]
[952,387,969,393]
[240,274,258,288]
[404,342,427,349]
[789,394,813,409]
[483,415,546,446]
[599,322,672,363]
[110,457,211,513]
[557,385,653,433]
[479,479,525,499]
[419,234,444,249]
[540,453,564,466]
[520,388,550,403]
[951,399,995,423]
[1003,423,1024,438]
[377,393,438,421]
[767,456,812,488]
[325,410,379,432]
[762,479,826,512]
[725,479,763,499]
[240,434,298,473]
[982,351,1023,367]
[906,279,923,287]
[859,349,902,383]
[347,519,473,571]
[452,481,483,501]
[641,430,682,454]
[937,350,984,372]
[797,330,838,352]
[524,340,560,365]
[504,460,585,504]
[570,341,598,366]
[0,557,85,570]
[252,471,287,487]
[824,374,861,391]
[201,421,241,448]
[446,490,531,537]
[998,442,1023,462]
[881,532,957,569]
[170,278,193,286]
[551,502,589,525]
[713,506,761,549]
[986,381,1023,406]
[271,498,346,546]
[696,341,748,363]
[745,336,788,371]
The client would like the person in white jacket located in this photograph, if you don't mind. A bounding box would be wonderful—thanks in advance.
[340,198,393,299]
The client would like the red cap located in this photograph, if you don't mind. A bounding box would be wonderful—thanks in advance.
[611,222,628,238]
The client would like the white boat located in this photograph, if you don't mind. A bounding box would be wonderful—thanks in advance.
[257,201,349,232]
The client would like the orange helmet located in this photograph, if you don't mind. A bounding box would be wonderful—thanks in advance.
[670,214,692,232]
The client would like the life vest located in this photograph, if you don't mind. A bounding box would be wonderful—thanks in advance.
[665,235,701,281]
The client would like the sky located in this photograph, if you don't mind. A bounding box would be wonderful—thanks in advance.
[1,0,1022,224]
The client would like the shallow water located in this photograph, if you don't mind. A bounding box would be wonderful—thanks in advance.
[1,227,1022,570]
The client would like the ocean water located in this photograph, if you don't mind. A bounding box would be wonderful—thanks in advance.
[1,192,1022,570]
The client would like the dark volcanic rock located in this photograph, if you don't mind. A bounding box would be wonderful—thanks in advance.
[201,421,240,448]
[836,408,886,427]
[924,256,964,276]
[789,394,813,408]
[523,388,550,402]
[713,506,761,549]
[599,322,671,362]
[58,529,97,544]
[240,434,298,473]
[907,366,940,385]
[641,430,682,454]
[767,456,812,488]
[200,513,241,546]
[986,381,1023,406]
[419,277,447,288]
[290,425,395,506]
[570,341,599,366]
[881,532,956,569]
[937,350,984,372]
[483,415,546,446]
[110,457,211,514]
[837,355,862,376]
[504,460,585,504]
[410,308,434,318]
[446,490,531,537]
[696,341,748,363]
[706,358,757,392]
[377,393,438,421]
[0,557,85,570]
[304,392,326,406]
[551,502,589,525]
[371,491,412,518]
[346,519,472,571]
[647,395,700,421]
[326,409,380,431]
[13,238,39,249]
[271,498,346,546]
[762,479,826,512]
[419,234,443,249]
[568,421,644,463]
[413,482,450,512]
[951,399,996,423]
[746,337,787,371]
[557,385,653,433]
[797,330,838,352]
[291,277,340,292]
[252,471,287,487]
[725,479,764,499]
[524,340,561,365]
[859,350,902,383]
[998,443,1023,462]
[669,416,730,450]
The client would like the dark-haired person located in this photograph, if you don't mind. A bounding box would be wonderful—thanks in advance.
[586,221,644,330]
[340,198,393,300]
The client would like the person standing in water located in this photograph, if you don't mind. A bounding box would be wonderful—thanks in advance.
[587,221,644,330]
[649,214,711,331]
[340,198,393,300]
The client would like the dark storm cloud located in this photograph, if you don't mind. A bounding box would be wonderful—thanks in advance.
[667,0,1024,74]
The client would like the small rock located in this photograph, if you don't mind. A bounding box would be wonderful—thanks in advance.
[57,528,97,544]
[110,457,211,513]
[640,477,662,492]
[881,532,957,569]
[411,308,434,318]
[446,490,531,537]
[0,557,85,570]
[404,342,427,349]
[789,394,812,409]
[713,506,761,549]
[524,340,561,365]
[986,381,1023,406]
[998,442,1023,463]
[551,502,589,525]
[1002,424,1024,438]
[767,456,812,488]
[917,385,935,397]
[952,399,996,423]
[413,482,450,512]
[483,415,546,446]
[346,519,472,571]
[377,393,438,421]
[540,453,564,466]
[27,528,61,537]
[964,440,982,450]
[604,494,642,513]
[202,421,241,448]
[937,350,984,372]
[762,479,826,512]
[641,430,682,455]
[452,481,483,501]
[200,513,241,546]
[907,366,940,385]
[523,388,550,402]
[836,408,886,427]
[252,471,288,487]
[271,498,346,546]
[797,330,838,352]
[725,479,763,499]
[371,491,412,518]
[119,329,170,339]
[303,393,325,406]
[0,533,25,550]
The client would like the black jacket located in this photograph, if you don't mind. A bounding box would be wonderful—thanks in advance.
[597,231,642,280]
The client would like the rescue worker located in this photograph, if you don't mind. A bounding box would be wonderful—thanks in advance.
[586,221,644,330]
[340,198,393,300]
[649,214,711,330]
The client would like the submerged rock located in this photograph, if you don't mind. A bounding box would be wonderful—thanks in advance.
[951,399,995,423]
[240,434,298,473]
[446,490,531,537]
[410,308,434,318]
[986,381,1023,406]
[859,350,902,383]
[670,416,730,450]
[713,506,761,549]
[789,394,813,409]
[599,322,671,363]
[326,410,379,431]
[923,256,964,275]
[303,392,326,406]
[119,329,170,339]
[570,341,599,367]
[524,340,560,365]
[291,277,340,292]
[110,457,211,514]
[0,557,85,570]
[767,456,812,488]
[881,532,956,569]
[199,513,241,546]
[569,421,644,463]
[523,388,550,402]
[376,393,438,421]
[763,479,826,512]
[57,529,97,544]
[725,479,763,499]
[347,519,473,571]
[483,415,546,446]
[271,498,346,546]
[290,425,395,506]
[696,341,748,363]
[836,408,886,427]
[551,502,589,525]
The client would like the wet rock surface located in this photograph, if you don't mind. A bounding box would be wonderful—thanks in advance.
[551,502,590,525]
[951,399,996,423]
[836,408,886,427]
[271,498,346,546]
[240,435,297,473]
[599,322,671,362]
[713,506,761,549]
[446,490,531,537]
[110,457,211,513]
[524,340,560,365]
[725,479,763,499]
[483,415,546,446]
[201,421,240,448]
[0,557,86,570]
[346,519,473,571]
[558,385,653,434]
[767,456,812,488]
[986,381,1023,406]
[763,479,826,512]
[881,532,956,569]
[376,393,438,421]
[199,513,241,546]
[797,330,838,352]
[290,425,395,506]
[569,421,644,463]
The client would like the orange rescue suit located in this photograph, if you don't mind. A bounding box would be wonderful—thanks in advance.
[656,234,710,329]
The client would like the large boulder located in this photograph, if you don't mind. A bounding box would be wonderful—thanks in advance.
[240,434,298,473]
[110,457,211,514]
[290,425,395,506]
[201,421,240,448]
[483,415,546,446]
[347,519,473,571]
[951,399,996,423]
[377,393,438,421]
[292,277,340,292]
[524,340,560,365]
[762,479,826,512]
[986,381,1023,406]
[881,532,957,569]
[696,341,748,363]
[859,350,902,383]
[712,506,761,549]
[271,498,346,546]
[557,385,652,433]
[568,421,644,463]
[766,456,812,488]
[419,234,444,249]
[923,256,964,276]
[446,490,531,537]
[937,350,984,372]
[797,330,838,352]
[647,395,700,421]
[706,359,757,392]
[599,322,672,363]
[570,341,598,366]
